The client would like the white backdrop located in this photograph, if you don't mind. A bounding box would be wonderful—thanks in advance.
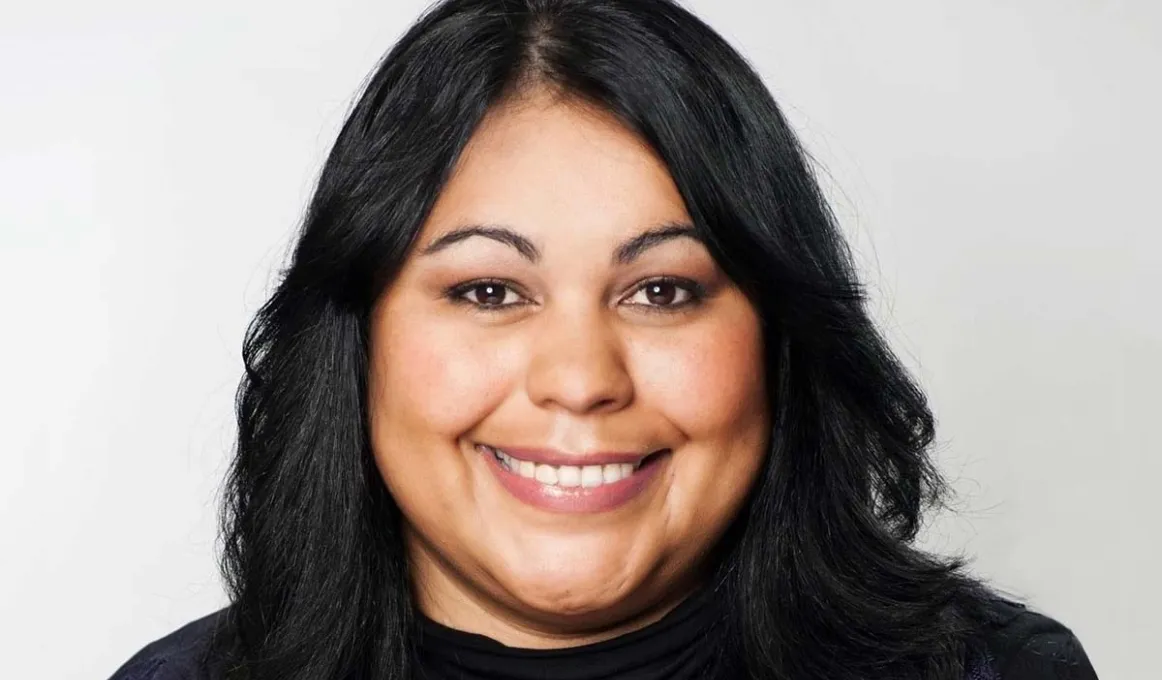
[2,1,1157,677]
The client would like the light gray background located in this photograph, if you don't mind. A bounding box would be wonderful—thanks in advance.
[2,1,1157,677]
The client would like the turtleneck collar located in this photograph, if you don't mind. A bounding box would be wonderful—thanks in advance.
[414,586,730,680]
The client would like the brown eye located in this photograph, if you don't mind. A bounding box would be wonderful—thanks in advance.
[625,277,704,311]
[446,279,527,310]
[643,281,679,306]
[469,283,508,306]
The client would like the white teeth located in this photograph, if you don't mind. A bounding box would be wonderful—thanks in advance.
[581,465,604,488]
[557,465,582,487]
[534,464,558,484]
[480,444,645,487]
[603,464,621,483]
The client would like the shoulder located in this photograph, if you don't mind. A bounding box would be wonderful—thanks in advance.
[106,607,231,680]
[969,596,1099,680]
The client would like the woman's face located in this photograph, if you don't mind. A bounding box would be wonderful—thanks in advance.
[368,91,769,646]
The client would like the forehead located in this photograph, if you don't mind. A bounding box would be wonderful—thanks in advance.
[420,94,692,245]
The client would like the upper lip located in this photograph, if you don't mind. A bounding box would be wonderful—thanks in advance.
[478,443,665,467]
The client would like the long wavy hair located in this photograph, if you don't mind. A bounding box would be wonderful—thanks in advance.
[211,0,999,678]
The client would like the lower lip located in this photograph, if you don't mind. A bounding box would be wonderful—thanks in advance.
[480,445,668,513]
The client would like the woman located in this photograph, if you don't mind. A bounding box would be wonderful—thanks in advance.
[109,0,1098,678]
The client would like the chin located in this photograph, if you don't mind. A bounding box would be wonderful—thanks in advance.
[491,558,642,621]
[505,585,646,631]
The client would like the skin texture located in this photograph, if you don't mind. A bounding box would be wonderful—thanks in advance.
[367,88,770,649]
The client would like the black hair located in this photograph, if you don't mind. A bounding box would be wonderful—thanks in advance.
[213,1,999,678]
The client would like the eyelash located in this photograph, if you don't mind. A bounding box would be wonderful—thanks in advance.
[444,276,707,314]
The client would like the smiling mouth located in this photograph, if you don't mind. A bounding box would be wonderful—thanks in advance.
[475,443,669,488]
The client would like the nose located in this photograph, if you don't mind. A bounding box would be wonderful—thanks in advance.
[524,305,635,415]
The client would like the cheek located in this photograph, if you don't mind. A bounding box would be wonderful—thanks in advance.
[367,306,513,525]
[371,312,513,436]
[635,307,768,547]
[633,311,766,437]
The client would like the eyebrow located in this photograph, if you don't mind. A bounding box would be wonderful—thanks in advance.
[418,221,702,266]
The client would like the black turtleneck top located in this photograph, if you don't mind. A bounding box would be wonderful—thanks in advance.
[106,592,1099,679]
